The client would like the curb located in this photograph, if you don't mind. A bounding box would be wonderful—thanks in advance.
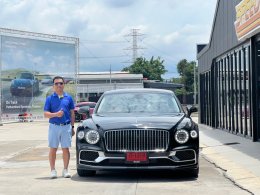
[201,146,260,194]
[199,123,260,194]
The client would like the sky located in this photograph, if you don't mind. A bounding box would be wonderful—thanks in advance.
[0,0,218,79]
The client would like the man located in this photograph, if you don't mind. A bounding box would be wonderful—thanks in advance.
[44,76,75,179]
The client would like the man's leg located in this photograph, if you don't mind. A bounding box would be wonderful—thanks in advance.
[48,124,59,171]
[61,125,72,178]
[48,124,60,178]
[49,148,58,170]
[61,125,72,169]
[62,148,70,169]
[62,148,71,178]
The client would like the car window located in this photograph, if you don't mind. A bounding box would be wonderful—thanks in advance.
[97,92,181,114]
[43,76,52,79]
[89,104,96,108]
[76,103,96,108]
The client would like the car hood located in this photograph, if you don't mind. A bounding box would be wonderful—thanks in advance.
[90,114,185,130]
[12,79,32,86]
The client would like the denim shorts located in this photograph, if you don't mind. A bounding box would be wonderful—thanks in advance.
[48,123,72,148]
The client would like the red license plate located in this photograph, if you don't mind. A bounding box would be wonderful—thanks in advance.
[126,152,148,163]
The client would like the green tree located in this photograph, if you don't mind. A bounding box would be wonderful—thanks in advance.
[122,57,167,81]
[174,59,197,93]
[171,77,182,84]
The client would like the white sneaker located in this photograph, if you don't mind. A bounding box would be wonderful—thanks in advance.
[50,170,57,179]
[62,169,71,178]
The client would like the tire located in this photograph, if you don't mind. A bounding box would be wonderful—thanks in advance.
[10,90,16,97]
[86,111,90,119]
[77,169,96,177]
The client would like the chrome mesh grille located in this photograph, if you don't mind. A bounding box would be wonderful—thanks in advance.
[104,129,169,152]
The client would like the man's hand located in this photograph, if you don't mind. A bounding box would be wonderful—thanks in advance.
[71,128,75,136]
[56,110,64,117]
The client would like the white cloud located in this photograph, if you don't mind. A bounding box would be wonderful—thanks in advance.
[0,0,218,79]
[163,32,180,45]
[30,56,43,65]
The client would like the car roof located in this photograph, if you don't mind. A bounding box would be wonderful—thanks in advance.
[19,71,32,73]
[103,88,174,95]
[76,102,96,105]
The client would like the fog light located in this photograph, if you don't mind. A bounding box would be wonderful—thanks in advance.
[77,131,85,140]
[85,130,100,144]
[175,129,189,144]
[190,130,198,138]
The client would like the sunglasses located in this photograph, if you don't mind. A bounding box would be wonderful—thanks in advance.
[54,82,64,86]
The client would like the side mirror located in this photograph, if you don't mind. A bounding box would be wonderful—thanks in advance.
[78,106,90,115]
[186,105,198,117]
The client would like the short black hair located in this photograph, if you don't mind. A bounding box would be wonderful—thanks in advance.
[53,76,65,83]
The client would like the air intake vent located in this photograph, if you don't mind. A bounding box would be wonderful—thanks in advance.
[80,151,99,161]
[175,150,195,161]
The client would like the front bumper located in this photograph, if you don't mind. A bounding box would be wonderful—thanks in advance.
[10,87,32,96]
[77,147,198,171]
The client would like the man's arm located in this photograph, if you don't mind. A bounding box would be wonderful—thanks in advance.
[70,109,75,136]
[44,96,63,119]
[44,110,64,118]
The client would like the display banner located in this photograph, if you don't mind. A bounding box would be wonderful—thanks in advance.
[0,33,78,121]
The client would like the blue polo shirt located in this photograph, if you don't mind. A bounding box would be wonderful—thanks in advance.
[44,92,75,124]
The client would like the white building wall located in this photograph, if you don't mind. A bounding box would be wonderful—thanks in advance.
[77,83,143,94]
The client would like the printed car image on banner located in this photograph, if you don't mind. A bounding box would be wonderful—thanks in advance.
[0,35,77,120]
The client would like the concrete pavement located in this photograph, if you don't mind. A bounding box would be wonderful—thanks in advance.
[192,116,260,195]
[1,117,260,194]
[0,121,251,195]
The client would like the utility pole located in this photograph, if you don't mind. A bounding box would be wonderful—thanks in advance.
[194,62,197,105]
[0,35,2,126]
[132,29,138,63]
[124,29,145,64]
[109,64,112,85]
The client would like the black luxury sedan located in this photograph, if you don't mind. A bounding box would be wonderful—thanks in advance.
[10,72,39,97]
[76,88,199,177]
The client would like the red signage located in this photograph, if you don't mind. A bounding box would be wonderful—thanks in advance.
[234,0,260,41]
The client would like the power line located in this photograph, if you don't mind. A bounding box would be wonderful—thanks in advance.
[80,55,128,59]
[79,41,127,65]
[142,41,176,61]
[79,39,127,44]
[81,45,106,67]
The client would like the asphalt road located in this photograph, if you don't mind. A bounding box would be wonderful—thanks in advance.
[0,122,251,195]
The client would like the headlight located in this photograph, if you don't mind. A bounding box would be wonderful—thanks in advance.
[175,129,189,144]
[190,130,198,138]
[77,131,85,140]
[85,130,100,144]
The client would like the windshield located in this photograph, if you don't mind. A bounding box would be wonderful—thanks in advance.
[97,92,181,114]
[17,73,33,79]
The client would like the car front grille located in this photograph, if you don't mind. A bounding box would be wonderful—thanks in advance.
[104,129,169,152]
